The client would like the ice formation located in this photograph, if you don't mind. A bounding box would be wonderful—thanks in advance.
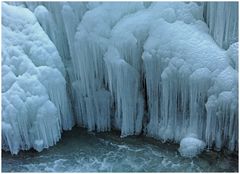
[2,2,238,157]
[2,3,73,154]
[203,2,238,49]
[179,135,206,158]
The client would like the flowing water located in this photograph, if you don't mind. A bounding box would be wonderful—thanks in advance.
[2,127,238,172]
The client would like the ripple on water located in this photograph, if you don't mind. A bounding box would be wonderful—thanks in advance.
[2,127,238,172]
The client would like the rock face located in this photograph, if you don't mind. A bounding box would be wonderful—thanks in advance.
[2,2,238,155]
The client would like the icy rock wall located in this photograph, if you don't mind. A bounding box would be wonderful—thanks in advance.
[2,3,73,154]
[203,2,238,49]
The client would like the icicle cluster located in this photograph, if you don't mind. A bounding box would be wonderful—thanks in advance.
[2,2,238,157]
[72,3,145,134]
[2,3,73,154]
[203,2,238,49]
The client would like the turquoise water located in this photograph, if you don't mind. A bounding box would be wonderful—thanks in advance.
[2,127,238,172]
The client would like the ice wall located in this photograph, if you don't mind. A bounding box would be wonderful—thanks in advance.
[2,3,73,154]
[72,3,145,134]
[19,2,104,122]
[203,2,238,49]
[75,2,237,152]
[2,2,238,156]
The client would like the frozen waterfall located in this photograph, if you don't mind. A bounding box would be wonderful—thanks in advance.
[203,2,238,49]
[2,3,73,154]
[2,2,238,157]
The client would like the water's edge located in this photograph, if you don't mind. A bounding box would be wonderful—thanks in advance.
[2,127,238,172]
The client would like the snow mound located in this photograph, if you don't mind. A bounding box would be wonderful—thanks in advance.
[179,136,206,158]
[2,3,73,154]
[227,42,238,70]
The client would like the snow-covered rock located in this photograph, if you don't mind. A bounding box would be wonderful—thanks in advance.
[179,136,206,158]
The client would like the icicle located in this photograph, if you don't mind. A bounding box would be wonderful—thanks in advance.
[205,95,218,149]
[142,51,163,138]
[61,4,79,62]
[104,47,143,136]
[203,2,238,49]
[33,100,61,151]
[34,5,57,45]
[189,68,211,140]
[205,66,238,151]
[37,67,74,130]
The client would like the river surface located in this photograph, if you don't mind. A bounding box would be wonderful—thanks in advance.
[2,127,238,172]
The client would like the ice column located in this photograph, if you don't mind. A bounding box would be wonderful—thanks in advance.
[203,2,238,49]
